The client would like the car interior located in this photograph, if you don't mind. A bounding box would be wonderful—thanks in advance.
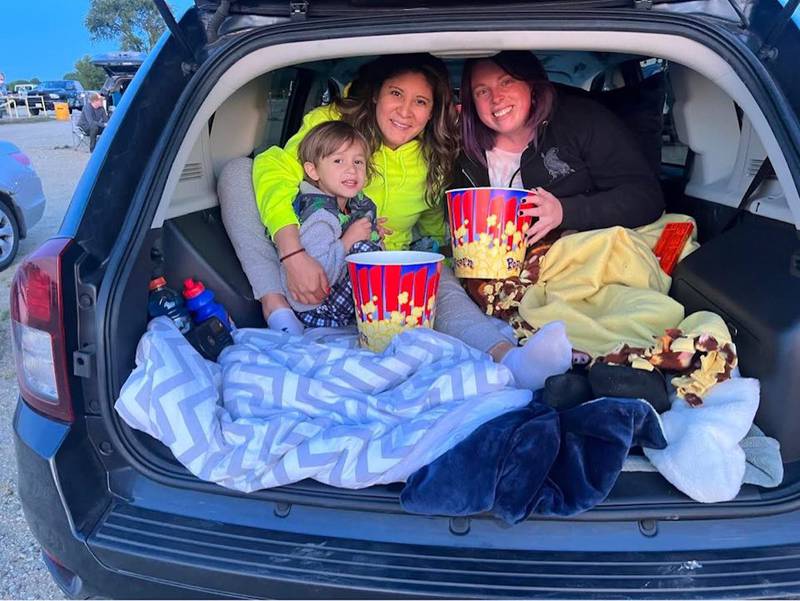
[108,30,800,512]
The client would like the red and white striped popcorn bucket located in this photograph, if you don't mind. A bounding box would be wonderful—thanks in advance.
[345,251,444,353]
[446,187,533,279]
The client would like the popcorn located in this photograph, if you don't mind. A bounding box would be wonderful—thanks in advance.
[346,251,443,353]
[357,313,435,353]
[446,187,533,280]
[452,219,529,279]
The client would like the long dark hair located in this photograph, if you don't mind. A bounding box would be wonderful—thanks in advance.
[335,53,459,207]
[460,51,556,167]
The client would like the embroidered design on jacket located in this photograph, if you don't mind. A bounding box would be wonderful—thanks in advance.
[542,147,575,180]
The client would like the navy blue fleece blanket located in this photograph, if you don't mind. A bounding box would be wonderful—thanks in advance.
[400,396,667,523]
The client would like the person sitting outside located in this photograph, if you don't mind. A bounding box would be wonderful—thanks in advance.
[78,92,109,152]
[0,72,8,119]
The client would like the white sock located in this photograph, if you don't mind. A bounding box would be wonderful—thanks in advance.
[266,307,304,336]
[501,321,572,392]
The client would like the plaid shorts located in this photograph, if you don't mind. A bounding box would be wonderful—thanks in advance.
[297,240,381,328]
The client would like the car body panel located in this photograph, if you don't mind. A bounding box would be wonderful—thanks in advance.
[0,141,46,236]
[191,0,786,26]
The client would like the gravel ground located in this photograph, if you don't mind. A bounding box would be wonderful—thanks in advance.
[0,117,91,600]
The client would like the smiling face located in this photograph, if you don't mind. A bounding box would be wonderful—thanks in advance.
[470,60,535,149]
[374,71,434,150]
[304,139,368,202]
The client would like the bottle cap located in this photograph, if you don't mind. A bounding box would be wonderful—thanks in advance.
[183,277,205,299]
[148,276,166,291]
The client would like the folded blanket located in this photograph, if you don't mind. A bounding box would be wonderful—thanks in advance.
[643,377,761,502]
[400,396,667,523]
[115,317,532,492]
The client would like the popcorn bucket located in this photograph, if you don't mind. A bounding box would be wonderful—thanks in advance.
[346,251,444,353]
[446,187,533,279]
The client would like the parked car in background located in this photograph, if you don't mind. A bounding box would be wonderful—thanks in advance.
[26,80,85,114]
[0,141,46,270]
[92,51,146,110]
[14,84,36,96]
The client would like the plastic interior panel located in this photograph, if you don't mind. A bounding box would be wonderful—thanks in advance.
[162,208,264,328]
[671,214,800,460]
[208,74,272,177]
[670,63,741,189]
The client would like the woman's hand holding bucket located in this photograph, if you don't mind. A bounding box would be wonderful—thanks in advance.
[275,225,330,304]
[284,251,330,305]
[520,187,563,246]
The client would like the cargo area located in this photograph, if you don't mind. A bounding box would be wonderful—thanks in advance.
[103,34,800,515]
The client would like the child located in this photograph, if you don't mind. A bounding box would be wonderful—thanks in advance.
[278,121,382,328]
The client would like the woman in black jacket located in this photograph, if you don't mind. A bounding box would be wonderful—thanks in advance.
[454,50,664,245]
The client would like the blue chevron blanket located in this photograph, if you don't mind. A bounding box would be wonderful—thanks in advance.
[115,317,532,492]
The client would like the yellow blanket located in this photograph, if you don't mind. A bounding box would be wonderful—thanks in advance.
[518,214,700,356]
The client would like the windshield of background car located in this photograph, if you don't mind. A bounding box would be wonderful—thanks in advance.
[41,81,67,89]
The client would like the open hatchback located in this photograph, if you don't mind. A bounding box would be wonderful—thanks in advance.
[11,0,800,597]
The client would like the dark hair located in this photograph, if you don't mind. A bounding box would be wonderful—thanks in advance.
[460,51,556,167]
[298,121,375,183]
[334,53,459,207]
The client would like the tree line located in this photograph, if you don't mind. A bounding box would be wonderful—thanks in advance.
[10,0,167,91]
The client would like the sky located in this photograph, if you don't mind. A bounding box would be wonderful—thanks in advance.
[3,0,195,82]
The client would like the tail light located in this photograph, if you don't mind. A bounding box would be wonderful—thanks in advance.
[10,238,74,423]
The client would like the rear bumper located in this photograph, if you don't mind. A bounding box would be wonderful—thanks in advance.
[90,501,800,599]
[13,400,230,599]
[14,399,800,599]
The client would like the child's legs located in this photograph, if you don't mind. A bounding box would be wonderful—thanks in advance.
[297,275,357,327]
[296,240,382,327]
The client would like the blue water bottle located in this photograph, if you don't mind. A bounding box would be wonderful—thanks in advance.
[182,278,231,330]
[147,277,193,334]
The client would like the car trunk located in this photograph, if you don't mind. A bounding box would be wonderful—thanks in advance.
[99,3,800,518]
[110,188,800,516]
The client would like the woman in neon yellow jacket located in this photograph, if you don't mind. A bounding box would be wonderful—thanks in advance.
[219,53,573,392]
[252,53,459,322]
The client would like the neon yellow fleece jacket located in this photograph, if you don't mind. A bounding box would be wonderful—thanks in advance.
[252,104,446,251]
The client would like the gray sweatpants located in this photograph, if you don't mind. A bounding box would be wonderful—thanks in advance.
[217,158,509,353]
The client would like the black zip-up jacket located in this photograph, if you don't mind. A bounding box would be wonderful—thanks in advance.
[451,92,664,231]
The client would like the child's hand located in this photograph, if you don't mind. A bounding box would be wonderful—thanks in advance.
[377,217,393,240]
[341,217,373,251]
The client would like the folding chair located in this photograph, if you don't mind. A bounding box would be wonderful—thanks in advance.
[71,113,89,151]
[0,97,18,119]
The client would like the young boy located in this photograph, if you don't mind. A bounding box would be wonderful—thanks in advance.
[278,121,382,328]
